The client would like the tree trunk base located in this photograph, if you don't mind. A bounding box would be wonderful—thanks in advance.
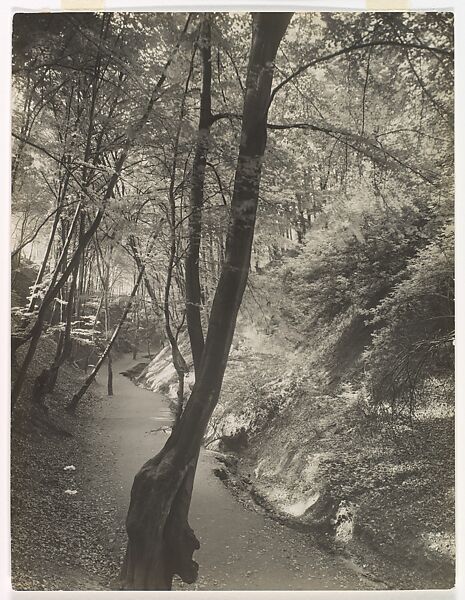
[121,448,199,590]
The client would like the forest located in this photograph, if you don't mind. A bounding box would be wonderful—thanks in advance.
[10,11,454,591]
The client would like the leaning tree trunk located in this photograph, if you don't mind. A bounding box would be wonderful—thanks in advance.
[128,234,163,318]
[31,263,78,406]
[121,12,292,591]
[26,186,67,313]
[67,267,144,412]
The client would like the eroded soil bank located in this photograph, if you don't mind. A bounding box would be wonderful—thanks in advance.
[136,333,455,591]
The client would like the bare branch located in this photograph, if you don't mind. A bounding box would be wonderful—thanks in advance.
[11,199,80,259]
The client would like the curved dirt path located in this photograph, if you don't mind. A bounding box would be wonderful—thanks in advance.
[89,354,379,591]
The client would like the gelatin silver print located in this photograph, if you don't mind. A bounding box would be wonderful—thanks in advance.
[10,10,454,591]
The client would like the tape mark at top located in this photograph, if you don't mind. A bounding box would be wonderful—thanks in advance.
[61,0,105,11]
[366,0,411,10]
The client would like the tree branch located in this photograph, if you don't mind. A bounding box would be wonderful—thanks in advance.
[11,199,80,259]
[269,39,452,107]
[267,120,438,185]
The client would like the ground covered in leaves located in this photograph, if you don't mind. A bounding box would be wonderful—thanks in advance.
[11,340,122,590]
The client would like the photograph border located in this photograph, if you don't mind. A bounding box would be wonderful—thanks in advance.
[1,2,463,598]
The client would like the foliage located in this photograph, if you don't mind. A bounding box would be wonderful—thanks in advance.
[363,224,454,418]
[10,10,455,591]
[252,175,453,417]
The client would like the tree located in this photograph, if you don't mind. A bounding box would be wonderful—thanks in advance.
[67,265,145,412]
[121,12,293,590]
[11,14,192,409]
[185,15,211,374]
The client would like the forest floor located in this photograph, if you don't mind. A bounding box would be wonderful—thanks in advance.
[11,350,384,591]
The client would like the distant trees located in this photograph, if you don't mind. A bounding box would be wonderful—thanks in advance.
[67,265,145,412]
[11,13,192,408]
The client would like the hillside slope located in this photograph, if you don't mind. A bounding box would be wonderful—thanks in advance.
[138,323,454,589]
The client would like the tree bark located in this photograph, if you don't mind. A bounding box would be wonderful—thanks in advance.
[161,61,194,414]
[103,256,113,397]
[128,234,163,318]
[107,351,113,396]
[26,182,67,314]
[132,302,139,360]
[31,263,78,406]
[121,12,292,590]
[185,16,212,374]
